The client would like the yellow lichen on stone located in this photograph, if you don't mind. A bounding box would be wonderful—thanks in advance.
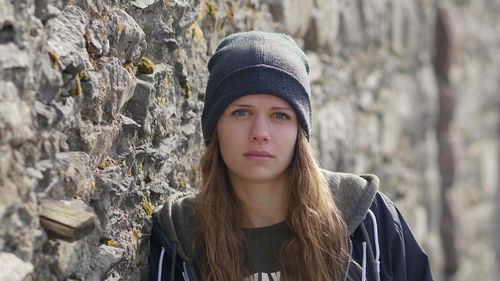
[139,163,144,176]
[190,21,204,43]
[48,50,59,69]
[157,96,167,106]
[130,229,138,251]
[90,180,95,195]
[133,226,141,239]
[102,239,118,247]
[98,157,116,170]
[119,23,124,31]
[121,50,126,56]
[190,165,198,176]
[178,179,186,189]
[166,76,172,87]
[141,201,153,216]
[205,1,217,17]
[137,57,156,74]
[69,77,82,96]
[123,64,133,74]
[181,81,191,98]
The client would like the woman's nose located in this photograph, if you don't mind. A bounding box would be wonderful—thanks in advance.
[249,116,271,142]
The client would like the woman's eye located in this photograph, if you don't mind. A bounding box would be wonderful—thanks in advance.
[274,112,289,120]
[232,109,248,117]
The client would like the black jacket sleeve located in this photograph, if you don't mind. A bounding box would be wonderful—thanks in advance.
[350,192,434,281]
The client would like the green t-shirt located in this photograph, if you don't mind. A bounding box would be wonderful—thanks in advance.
[243,221,288,281]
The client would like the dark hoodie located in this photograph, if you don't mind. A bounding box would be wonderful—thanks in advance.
[148,171,434,281]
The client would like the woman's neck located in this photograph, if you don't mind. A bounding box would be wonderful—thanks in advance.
[229,173,289,228]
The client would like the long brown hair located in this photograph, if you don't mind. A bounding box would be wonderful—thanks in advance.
[194,129,350,281]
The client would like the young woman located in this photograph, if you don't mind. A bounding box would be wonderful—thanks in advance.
[149,31,434,281]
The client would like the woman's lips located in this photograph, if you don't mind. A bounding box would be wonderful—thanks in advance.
[244,151,273,161]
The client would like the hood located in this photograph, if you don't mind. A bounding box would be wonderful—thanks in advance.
[321,170,378,234]
[155,171,379,261]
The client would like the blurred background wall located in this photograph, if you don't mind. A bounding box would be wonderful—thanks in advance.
[0,0,498,280]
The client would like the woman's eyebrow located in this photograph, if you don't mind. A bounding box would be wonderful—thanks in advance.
[229,104,292,111]
[230,104,253,108]
[270,106,293,111]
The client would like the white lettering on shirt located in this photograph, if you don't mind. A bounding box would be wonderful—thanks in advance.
[244,271,281,281]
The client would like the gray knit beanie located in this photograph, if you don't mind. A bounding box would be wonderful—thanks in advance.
[201,31,312,144]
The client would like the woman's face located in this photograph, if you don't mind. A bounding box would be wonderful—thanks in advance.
[216,94,298,185]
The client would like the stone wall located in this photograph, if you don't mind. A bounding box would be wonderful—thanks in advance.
[0,0,498,280]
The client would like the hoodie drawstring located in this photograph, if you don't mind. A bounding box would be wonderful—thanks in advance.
[367,209,380,278]
[158,247,166,281]
[170,241,178,281]
[361,242,367,281]
[360,219,380,281]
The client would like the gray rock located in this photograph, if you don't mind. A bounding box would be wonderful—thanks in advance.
[46,5,90,74]
[0,1,15,35]
[90,166,140,239]
[169,0,200,32]
[0,43,29,70]
[281,0,313,37]
[56,152,93,200]
[304,0,339,51]
[0,252,34,281]
[107,7,147,64]
[0,81,34,146]
[99,57,138,120]
[87,18,110,57]
[85,245,125,281]
[88,123,122,168]
[50,238,93,280]
[126,78,155,135]
[314,100,356,172]
[337,0,365,51]
[358,0,390,47]
[34,54,64,103]
[131,0,158,10]
[35,0,61,22]
[34,152,92,201]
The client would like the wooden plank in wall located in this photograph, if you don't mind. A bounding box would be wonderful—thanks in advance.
[39,199,97,242]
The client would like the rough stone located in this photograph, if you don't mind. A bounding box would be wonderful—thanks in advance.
[87,123,122,168]
[46,5,90,74]
[0,43,29,70]
[87,18,110,57]
[99,57,138,121]
[35,0,61,23]
[35,54,64,103]
[50,237,95,280]
[0,81,34,146]
[107,7,147,64]
[337,0,365,52]
[85,245,125,281]
[131,0,158,10]
[0,1,498,280]
[314,100,356,171]
[0,252,34,281]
